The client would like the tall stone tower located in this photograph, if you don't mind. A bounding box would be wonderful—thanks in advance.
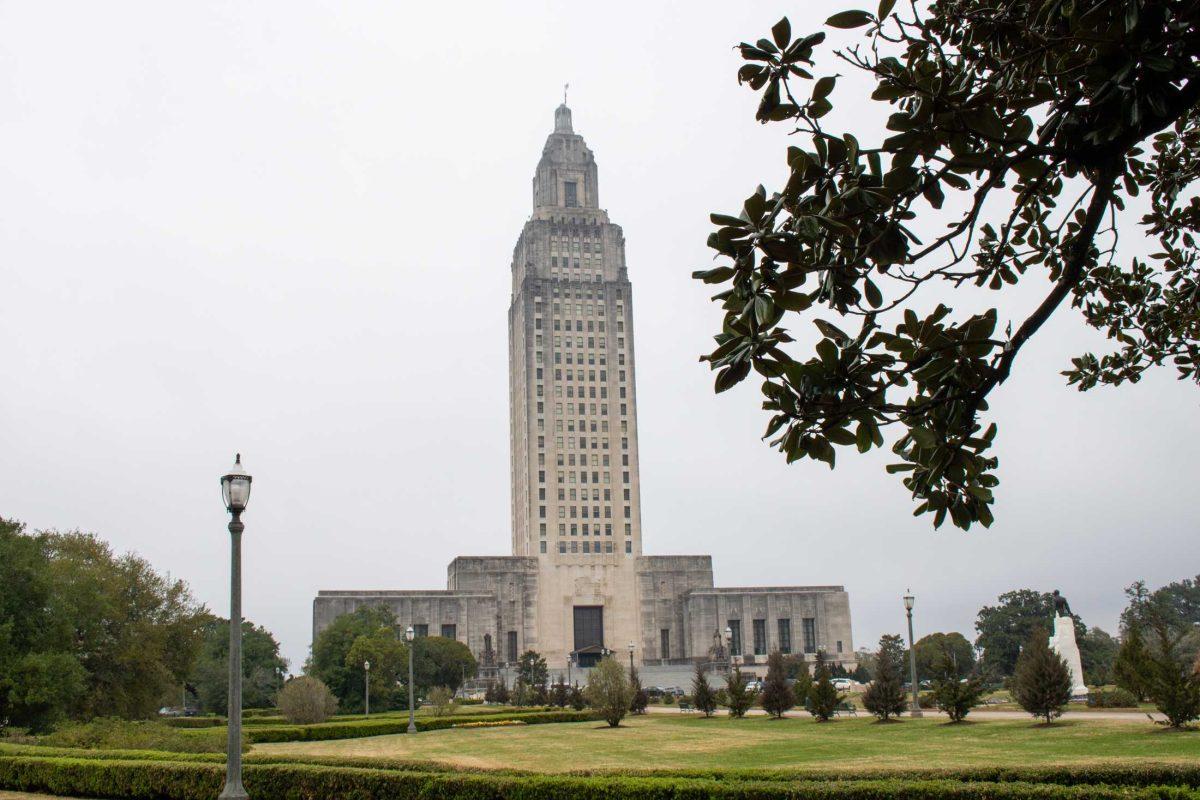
[312,103,855,677]
[507,102,645,663]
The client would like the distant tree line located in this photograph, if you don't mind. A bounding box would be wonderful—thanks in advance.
[306,606,477,713]
[0,517,288,733]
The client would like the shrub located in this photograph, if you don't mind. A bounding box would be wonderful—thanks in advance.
[584,657,631,728]
[808,652,842,722]
[277,676,337,724]
[428,686,455,717]
[760,651,795,718]
[661,693,675,706]
[1012,628,1072,723]
[39,718,240,754]
[1087,686,1138,708]
[691,663,717,717]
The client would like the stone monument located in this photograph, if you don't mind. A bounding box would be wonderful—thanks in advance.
[1047,590,1088,699]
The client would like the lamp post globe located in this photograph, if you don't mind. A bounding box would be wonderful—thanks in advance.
[405,625,416,733]
[218,454,252,800]
[903,590,922,718]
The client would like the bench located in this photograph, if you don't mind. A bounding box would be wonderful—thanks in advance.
[678,702,695,712]
[833,701,858,717]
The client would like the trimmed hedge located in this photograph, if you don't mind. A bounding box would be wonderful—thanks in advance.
[161,717,224,729]
[240,709,597,743]
[3,743,1199,790]
[3,756,1198,800]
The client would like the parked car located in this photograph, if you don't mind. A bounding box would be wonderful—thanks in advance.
[831,678,853,691]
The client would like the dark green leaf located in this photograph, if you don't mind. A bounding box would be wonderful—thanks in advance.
[826,9,874,28]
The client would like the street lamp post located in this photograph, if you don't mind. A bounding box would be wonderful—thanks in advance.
[724,625,733,673]
[566,653,573,686]
[903,591,922,718]
[627,640,635,675]
[364,660,371,717]
[405,625,417,734]
[219,454,252,800]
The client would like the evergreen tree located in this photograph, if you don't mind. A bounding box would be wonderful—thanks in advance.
[808,651,842,722]
[862,634,907,721]
[1142,603,1200,728]
[851,663,872,683]
[792,657,813,710]
[690,662,717,717]
[1012,628,1072,723]
[629,666,648,714]
[492,680,510,705]
[1114,626,1152,701]
[930,651,985,723]
[550,674,568,708]
[725,666,755,718]
[569,681,585,711]
[761,651,795,718]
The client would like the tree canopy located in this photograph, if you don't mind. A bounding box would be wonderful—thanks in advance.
[695,0,1200,529]
[975,589,1084,676]
[912,631,975,680]
[0,518,207,731]
[188,617,288,714]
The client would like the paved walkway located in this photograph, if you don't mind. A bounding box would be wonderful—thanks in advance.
[646,705,1164,722]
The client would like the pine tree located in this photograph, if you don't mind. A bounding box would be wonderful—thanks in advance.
[1012,627,1072,723]
[1114,625,1152,701]
[568,681,585,711]
[791,657,813,710]
[930,650,985,723]
[550,674,568,708]
[1142,607,1200,728]
[761,651,795,719]
[691,662,717,717]
[629,666,648,714]
[725,666,755,718]
[862,634,907,721]
[808,651,842,722]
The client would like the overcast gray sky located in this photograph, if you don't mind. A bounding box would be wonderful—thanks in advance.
[2,1,1195,672]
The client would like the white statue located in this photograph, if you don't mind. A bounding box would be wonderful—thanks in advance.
[1047,590,1088,699]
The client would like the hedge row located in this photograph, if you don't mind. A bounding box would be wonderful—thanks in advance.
[161,717,224,729]
[3,756,1197,800]
[3,744,1198,790]
[239,709,597,743]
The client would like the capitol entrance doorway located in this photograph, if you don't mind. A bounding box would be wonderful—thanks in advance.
[572,606,604,667]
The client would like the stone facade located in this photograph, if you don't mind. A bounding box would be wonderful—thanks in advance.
[312,103,855,672]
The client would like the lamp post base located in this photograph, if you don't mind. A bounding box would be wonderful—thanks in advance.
[407,721,417,734]
[218,779,249,800]
[910,709,924,718]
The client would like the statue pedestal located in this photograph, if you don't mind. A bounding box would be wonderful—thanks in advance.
[1048,615,1088,699]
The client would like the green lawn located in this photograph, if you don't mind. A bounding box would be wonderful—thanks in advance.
[253,714,1199,773]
